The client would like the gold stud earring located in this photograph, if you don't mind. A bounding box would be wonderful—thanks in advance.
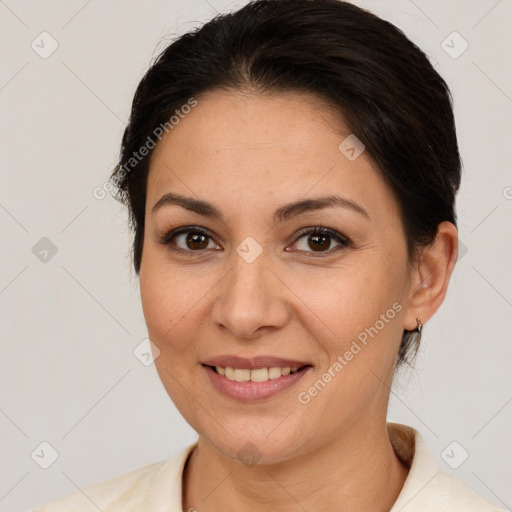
[416,317,423,343]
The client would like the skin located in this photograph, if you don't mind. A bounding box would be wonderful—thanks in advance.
[139,89,458,512]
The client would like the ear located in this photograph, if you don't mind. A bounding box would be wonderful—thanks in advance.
[403,221,459,331]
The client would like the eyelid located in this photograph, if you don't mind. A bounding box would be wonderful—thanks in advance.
[293,225,351,245]
[288,225,352,255]
[156,225,220,253]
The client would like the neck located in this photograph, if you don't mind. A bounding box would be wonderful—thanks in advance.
[182,421,410,512]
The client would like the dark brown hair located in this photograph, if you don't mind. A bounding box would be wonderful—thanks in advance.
[110,0,462,367]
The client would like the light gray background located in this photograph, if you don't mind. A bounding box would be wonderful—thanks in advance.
[1,1,511,511]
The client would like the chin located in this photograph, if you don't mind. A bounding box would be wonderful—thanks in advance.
[197,419,312,467]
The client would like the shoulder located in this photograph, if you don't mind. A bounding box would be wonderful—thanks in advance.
[31,443,196,512]
[421,470,506,511]
[32,461,166,512]
[388,423,505,512]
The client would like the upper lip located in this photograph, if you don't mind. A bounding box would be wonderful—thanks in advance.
[202,355,311,369]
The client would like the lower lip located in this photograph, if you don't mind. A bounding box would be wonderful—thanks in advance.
[203,365,311,401]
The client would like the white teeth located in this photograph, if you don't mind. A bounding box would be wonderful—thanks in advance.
[214,365,303,382]
[268,367,282,379]
[234,369,251,382]
[250,368,268,382]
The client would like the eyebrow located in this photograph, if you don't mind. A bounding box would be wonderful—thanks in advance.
[151,192,370,222]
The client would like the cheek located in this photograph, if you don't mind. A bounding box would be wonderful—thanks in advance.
[139,256,224,436]
[140,258,183,346]
[291,261,402,344]
[290,261,406,406]
[292,269,404,419]
[139,254,219,358]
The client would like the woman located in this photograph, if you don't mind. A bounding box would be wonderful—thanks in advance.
[34,0,503,510]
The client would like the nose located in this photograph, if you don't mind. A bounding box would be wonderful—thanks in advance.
[211,249,290,340]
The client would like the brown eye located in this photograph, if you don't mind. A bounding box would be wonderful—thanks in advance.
[308,233,331,251]
[185,232,209,250]
[290,226,351,255]
[158,226,221,253]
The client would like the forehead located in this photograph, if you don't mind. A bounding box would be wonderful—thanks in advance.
[146,89,398,221]
[150,88,346,163]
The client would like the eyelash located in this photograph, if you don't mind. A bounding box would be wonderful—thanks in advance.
[157,225,352,257]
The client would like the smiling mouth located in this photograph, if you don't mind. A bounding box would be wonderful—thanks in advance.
[205,364,309,382]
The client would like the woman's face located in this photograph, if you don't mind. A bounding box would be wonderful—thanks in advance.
[140,89,417,463]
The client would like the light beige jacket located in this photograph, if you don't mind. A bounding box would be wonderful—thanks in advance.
[33,423,505,511]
